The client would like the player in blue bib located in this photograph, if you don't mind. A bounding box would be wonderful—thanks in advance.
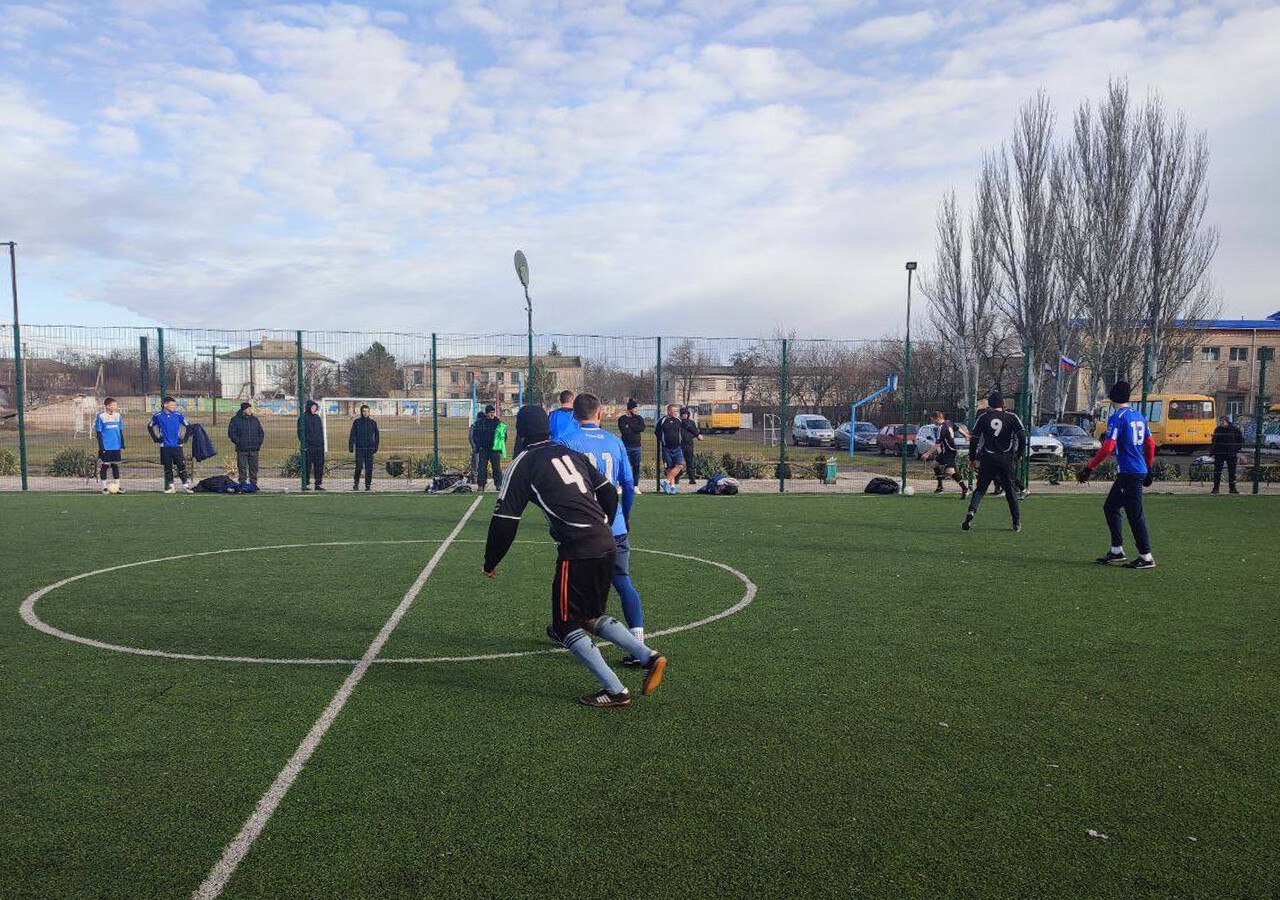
[1077,381,1157,569]
[93,397,125,492]
[559,392,648,659]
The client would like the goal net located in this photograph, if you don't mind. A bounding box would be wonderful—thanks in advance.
[319,397,475,452]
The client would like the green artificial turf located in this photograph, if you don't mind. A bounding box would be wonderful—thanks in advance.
[1,491,1277,899]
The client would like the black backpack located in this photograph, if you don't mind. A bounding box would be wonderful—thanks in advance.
[864,476,899,495]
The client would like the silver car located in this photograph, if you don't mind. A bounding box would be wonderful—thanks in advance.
[914,423,970,459]
[1044,423,1101,456]
[1028,426,1065,461]
[791,414,835,446]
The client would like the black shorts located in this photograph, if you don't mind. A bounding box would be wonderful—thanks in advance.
[937,451,957,468]
[551,553,615,636]
[98,449,122,462]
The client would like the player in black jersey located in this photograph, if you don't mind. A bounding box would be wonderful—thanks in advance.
[483,405,667,708]
[921,410,968,497]
[962,391,1025,532]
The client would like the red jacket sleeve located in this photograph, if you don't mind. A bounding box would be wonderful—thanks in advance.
[1086,439,1115,471]
[1144,435,1156,467]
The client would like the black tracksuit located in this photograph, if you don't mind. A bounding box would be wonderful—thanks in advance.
[966,409,1026,525]
[617,412,646,481]
[471,415,502,489]
[299,405,325,488]
[678,417,700,483]
[227,411,265,484]
[348,415,380,488]
[1210,423,1243,491]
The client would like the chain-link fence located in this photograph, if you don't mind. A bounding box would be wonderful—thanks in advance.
[2,325,1275,493]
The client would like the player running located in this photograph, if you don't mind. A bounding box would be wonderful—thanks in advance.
[962,391,1024,532]
[1077,381,1157,569]
[655,404,685,494]
[560,392,649,662]
[922,410,968,497]
[483,405,667,708]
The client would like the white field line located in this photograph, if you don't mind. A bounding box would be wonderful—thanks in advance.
[190,495,483,900]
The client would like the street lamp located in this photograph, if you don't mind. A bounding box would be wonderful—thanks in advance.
[514,250,532,402]
[901,261,917,494]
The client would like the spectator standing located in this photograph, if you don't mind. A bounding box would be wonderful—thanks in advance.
[678,407,704,485]
[348,404,381,491]
[148,396,193,493]
[472,404,504,491]
[617,398,646,493]
[227,402,264,487]
[298,400,326,491]
[1210,416,1244,494]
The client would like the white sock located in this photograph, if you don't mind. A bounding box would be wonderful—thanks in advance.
[1140,553,1153,561]
[1111,546,1123,555]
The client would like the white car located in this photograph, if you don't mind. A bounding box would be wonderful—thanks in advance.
[914,423,970,459]
[1027,426,1064,461]
[791,414,835,446]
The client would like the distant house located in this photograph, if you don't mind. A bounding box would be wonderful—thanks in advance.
[402,354,584,405]
[217,340,336,400]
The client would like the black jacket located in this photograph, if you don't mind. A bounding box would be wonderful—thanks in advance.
[655,415,684,448]
[348,416,380,452]
[227,412,265,451]
[472,415,500,454]
[679,418,700,449]
[299,410,325,449]
[617,413,646,449]
[1211,423,1243,459]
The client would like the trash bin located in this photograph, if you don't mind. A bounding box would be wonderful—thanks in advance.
[822,457,838,485]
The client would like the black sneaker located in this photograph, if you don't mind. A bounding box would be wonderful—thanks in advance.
[546,624,560,645]
[315,485,325,492]
[961,511,974,531]
[364,484,371,491]
[1012,522,1022,533]
[641,654,667,696]
[1095,551,1126,565]
[933,485,944,494]
[579,689,631,708]
[352,484,360,491]
[1229,487,1239,494]
[620,655,645,668]
[1122,557,1156,570]
[1210,488,1220,494]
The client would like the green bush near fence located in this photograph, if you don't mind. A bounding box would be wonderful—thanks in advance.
[279,451,334,479]
[45,446,98,478]
[0,448,17,477]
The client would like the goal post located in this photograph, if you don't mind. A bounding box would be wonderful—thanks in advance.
[320,397,474,453]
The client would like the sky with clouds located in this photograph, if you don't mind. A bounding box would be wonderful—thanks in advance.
[2,0,1278,338]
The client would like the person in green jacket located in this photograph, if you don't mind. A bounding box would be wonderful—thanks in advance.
[473,404,506,491]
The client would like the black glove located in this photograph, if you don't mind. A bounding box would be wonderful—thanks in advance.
[1076,466,1092,484]
[1143,473,1154,488]
[151,434,161,443]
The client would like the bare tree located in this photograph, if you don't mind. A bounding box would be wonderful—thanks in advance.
[664,339,712,407]
[989,91,1063,422]
[728,348,760,409]
[1139,93,1219,386]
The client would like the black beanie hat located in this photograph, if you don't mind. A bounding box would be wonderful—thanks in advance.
[627,398,638,410]
[987,390,1004,408]
[1108,381,1131,404]
[239,402,251,411]
[515,405,551,451]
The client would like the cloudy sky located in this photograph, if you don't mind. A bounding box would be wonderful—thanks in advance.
[2,0,1278,339]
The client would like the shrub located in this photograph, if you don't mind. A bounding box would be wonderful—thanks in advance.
[687,452,719,480]
[719,453,765,479]
[0,448,17,477]
[46,446,98,478]
[280,451,334,478]
[774,461,792,480]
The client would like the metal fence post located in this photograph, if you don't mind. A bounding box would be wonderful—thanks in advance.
[430,333,439,472]
[654,337,662,493]
[1254,354,1268,495]
[8,242,28,490]
[296,330,305,491]
[779,338,788,493]
[1020,345,1032,489]
[156,327,166,400]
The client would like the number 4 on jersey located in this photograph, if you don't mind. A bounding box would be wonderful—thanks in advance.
[551,456,588,494]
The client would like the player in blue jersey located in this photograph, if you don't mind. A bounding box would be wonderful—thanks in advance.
[548,390,580,442]
[559,392,649,660]
[147,396,193,493]
[1077,381,1157,569]
[93,397,125,493]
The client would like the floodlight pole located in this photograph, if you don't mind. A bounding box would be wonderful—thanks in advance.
[6,242,28,490]
[901,261,917,494]
[514,250,533,403]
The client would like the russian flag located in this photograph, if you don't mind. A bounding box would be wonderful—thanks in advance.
[1059,355,1078,372]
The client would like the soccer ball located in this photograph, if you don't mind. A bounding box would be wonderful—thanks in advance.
[106,483,121,494]
[902,485,915,496]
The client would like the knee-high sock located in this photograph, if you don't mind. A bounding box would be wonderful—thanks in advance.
[592,615,653,663]
[563,629,625,694]
[611,574,643,631]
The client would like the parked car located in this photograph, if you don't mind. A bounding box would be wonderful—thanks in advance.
[914,423,970,459]
[876,424,918,456]
[834,421,879,450]
[1043,423,1101,456]
[1027,426,1064,461]
[791,414,835,446]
